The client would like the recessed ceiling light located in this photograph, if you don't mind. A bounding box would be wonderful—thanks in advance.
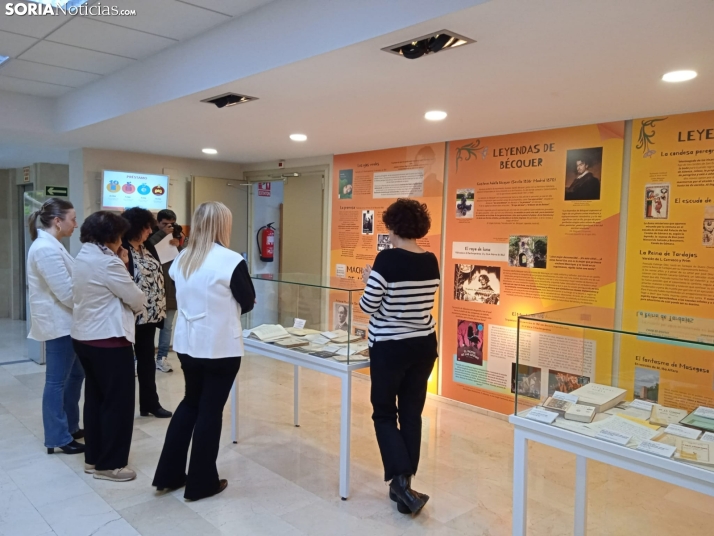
[662,70,697,82]
[202,148,218,155]
[290,134,307,142]
[425,111,447,121]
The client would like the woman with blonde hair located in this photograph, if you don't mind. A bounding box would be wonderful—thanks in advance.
[152,201,255,501]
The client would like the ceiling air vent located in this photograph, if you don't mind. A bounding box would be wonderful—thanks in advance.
[201,92,258,109]
[382,30,474,59]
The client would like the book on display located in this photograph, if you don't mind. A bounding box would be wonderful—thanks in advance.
[286,327,321,337]
[542,397,573,415]
[273,337,310,348]
[649,406,689,427]
[564,404,596,423]
[568,383,627,412]
[247,324,291,342]
[680,409,714,433]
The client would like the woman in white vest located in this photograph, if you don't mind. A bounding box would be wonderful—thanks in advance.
[26,198,85,456]
[153,201,255,501]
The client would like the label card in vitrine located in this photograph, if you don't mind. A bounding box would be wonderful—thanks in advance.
[526,408,559,424]
[693,407,714,420]
[629,399,655,413]
[553,391,579,404]
[665,424,702,440]
[596,429,632,446]
[637,440,676,458]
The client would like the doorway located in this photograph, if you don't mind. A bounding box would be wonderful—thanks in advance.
[191,176,250,257]
[244,167,327,277]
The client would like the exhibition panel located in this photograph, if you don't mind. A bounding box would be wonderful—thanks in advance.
[331,143,445,392]
[621,111,714,408]
[233,274,370,499]
[442,123,626,413]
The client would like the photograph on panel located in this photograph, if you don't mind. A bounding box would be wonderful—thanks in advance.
[333,303,350,331]
[453,264,501,305]
[564,147,603,201]
[377,233,392,251]
[547,369,590,396]
[455,188,475,218]
[362,210,374,235]
[702,206,713,246]
[511,363,542,400]
[634,367,660,403]
[456,320,484,366]
[339,169,353,199]
[508,235,548,269]
[644,183,670,219]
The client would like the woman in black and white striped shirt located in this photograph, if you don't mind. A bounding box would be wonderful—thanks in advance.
[360,199,440,515]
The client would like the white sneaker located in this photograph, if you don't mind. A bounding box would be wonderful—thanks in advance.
[93,467,136,482]
[156,357,173,373]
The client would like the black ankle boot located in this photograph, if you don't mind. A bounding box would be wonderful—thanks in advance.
[389,483,430,514]
[389,474,426,514]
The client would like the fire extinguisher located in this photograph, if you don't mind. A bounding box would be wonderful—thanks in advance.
[256,223,275,262]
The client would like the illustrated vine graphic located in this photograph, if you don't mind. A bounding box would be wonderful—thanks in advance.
[636,118,667,158]
[455,140,487,173]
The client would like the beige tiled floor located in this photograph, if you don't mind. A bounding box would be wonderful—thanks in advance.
[0,352,713,535]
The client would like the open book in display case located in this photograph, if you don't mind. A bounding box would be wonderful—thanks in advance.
[244,273,369,365]
[514,305,714,471]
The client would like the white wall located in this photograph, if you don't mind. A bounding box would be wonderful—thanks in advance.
[241,155,333,174]
[69,148,243,253]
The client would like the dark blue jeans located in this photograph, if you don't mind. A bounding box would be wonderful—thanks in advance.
[43,335,84,448]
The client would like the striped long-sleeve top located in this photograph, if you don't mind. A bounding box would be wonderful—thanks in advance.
[359,248,440,346]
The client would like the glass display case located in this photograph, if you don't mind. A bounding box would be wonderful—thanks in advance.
[515,305,714,466]
[244,273,369,365]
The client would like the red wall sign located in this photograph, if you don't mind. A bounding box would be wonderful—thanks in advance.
[258,182,271,197]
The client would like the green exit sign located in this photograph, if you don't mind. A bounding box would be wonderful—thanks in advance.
[45,186,68,196]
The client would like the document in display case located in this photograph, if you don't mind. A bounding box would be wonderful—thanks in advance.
[514,305,714,470]
[245,273,369,366]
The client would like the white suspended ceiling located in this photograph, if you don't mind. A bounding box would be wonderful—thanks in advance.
[0,0,275,97]
[0,0,712,169]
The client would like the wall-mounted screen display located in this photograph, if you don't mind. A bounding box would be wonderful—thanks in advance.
[101,170,169,211]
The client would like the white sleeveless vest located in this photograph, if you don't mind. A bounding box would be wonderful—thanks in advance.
[170,244,245,359]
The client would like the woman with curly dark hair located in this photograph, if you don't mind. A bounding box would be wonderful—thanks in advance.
[121,207,172,419]
[72,211,145,482]
[359,198,440,515]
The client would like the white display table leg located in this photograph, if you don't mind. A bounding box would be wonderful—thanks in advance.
[231,379,238,444]
[294,365,300,427]
[339,372,352,500]
[574,455,588,536]
[512,428,528,536]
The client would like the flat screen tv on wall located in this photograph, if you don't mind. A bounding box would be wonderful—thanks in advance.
[101,170,169,212]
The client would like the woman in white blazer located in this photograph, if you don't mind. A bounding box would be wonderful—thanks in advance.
[72,211,146,483]
[153,202,255,501]
[27,198,84,455]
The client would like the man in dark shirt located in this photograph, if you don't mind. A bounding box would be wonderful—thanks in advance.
[147,209,183,373]
[565,158,601,201]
